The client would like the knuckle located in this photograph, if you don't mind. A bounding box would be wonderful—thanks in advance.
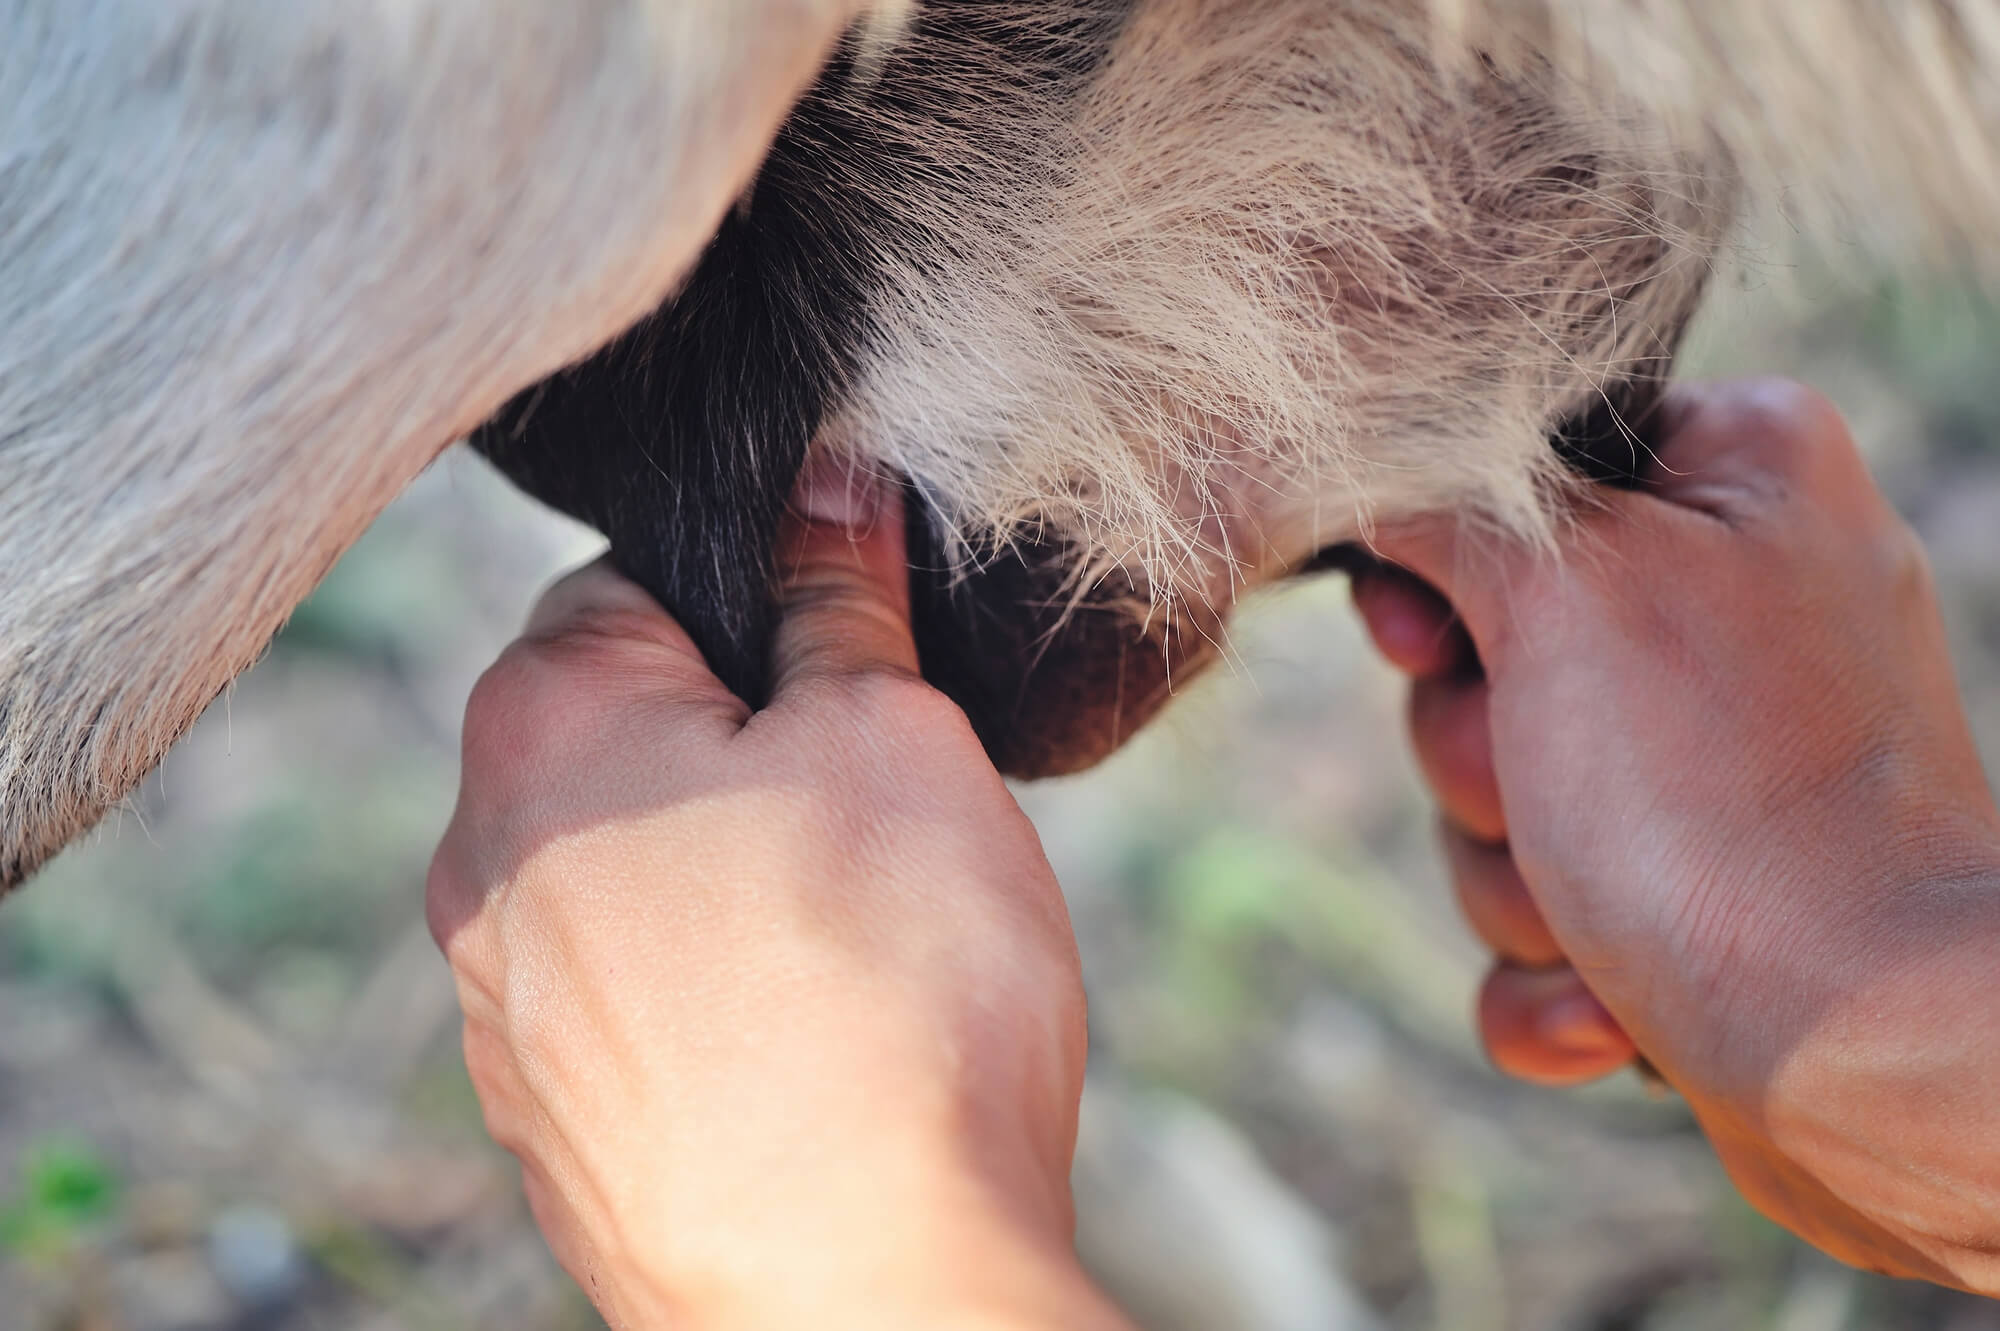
[528,560,669,637]
[850,669,977,741]
[1708,378,1846,450]
[459,1021,506,1093]
[460,645,586,772]
[783,668,983,771]
[528,612,687,696]
[422,852,464,953]
[463,623,679,766]
[424,841,499,964]
[462,643,541,736]
[1875,519,1936,595]
[1709,379,1856,483]
[465,636,602,735]
[779,549,873,605]
[783,576,907,644]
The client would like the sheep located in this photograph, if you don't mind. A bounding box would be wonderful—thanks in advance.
[3,0,1995,887]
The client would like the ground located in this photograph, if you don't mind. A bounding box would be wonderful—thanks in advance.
[4,267,2000,1331]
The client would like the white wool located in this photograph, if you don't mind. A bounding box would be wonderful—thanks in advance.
[1438,0,2000,268]
[0,0,875,884]
[833,0,2000,619]
[830,0,1728,612]
[4,0,1999,881]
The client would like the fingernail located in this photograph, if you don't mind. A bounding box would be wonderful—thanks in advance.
[794,453,882,529]
[1537,987,1628,1057]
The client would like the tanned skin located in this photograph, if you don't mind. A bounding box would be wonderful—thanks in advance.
[431,381,2000,1323]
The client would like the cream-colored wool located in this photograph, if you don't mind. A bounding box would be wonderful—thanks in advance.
[0,0,881,884]
[841,0,2000,619]
[1440,0,2000,265]
[829,0,1727,617]
[2,0,1995,883]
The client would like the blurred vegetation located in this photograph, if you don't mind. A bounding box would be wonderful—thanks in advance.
[0,1140,122,1262]
[3,271,2000,1330]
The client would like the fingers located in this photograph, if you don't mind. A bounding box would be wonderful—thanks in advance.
[1352,563,1504,840]
[523,451,928,714]
[527,556,720,679]
[1440,823,1562,968]
[1353,385,1869,1098]
[770,455,921,692]
[519,556,750,722]
[1357,510,1601,672]
[1357,517,1508,652]
[435,557,759,953]
[1353,555,1635,1088]
[1350,566,1472,678]
[1478,964,1636,1087]
[1364,379,1861,661]
[1409,673,1506,844]
[1445,827,1639,1085]
[1642,379,1864,518]
[526,555,681,642]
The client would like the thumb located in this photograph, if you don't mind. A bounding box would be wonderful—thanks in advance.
[770,455,920,692]
[1362,515,1552,663]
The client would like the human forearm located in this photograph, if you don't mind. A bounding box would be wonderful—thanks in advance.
[1360,380,2000,1290]
[433,469,1135,1331]
[559,1137,1133,1331]
[1742,864,2000,1291]
[644,1222,1136,1331]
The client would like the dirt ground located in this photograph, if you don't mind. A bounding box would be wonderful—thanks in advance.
[4,268,2000,1330]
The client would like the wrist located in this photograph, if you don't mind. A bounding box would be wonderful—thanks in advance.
[615,1199,1131,1331]
[1751,855,2000,1291]
[579,1136,1128,1331]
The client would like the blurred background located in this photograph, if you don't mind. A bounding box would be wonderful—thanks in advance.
[6,265,2000,1331]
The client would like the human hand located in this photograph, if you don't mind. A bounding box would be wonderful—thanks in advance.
[427,464,1131,1330]
[1355,380,2000,1290]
